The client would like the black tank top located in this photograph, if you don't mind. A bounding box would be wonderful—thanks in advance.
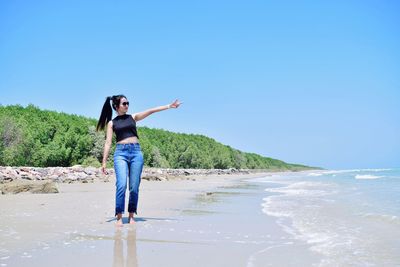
[112,114,139,142]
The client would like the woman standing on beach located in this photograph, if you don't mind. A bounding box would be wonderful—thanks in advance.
[96,95,182,226]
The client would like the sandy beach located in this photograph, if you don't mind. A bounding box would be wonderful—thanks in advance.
[0,171,323,267]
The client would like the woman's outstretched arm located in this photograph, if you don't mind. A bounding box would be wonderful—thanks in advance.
[133,99,182,122]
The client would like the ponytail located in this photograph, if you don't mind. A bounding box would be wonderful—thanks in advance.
[96,94,128,131]
[96,96,113,131]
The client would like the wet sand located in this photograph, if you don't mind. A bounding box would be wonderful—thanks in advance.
[0,172,321,266]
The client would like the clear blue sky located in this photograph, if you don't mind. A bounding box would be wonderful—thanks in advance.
[0,0,399,169]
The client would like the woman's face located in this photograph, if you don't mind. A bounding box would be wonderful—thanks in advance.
[117,97,129,113]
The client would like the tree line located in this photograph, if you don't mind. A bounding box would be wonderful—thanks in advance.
[0,104,317,171]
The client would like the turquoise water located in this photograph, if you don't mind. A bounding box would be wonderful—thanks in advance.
[253,168,400,266]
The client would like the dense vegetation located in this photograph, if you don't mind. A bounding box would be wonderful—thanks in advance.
[0,105,317,171]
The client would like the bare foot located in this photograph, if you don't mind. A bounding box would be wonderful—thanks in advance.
[115,214,123,227]
[128,213,135,224]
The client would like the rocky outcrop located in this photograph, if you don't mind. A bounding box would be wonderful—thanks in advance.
[0,180,59,194]
[0,166,108,184]
[142,167,250,180]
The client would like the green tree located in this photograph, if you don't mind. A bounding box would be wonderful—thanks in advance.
[0,104,318,171]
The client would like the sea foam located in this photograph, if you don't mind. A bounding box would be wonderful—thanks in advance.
[355,174,383,180]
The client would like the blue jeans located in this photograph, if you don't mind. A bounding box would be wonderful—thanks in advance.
[113,143,144,216]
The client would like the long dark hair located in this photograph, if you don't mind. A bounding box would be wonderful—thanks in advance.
[96,95,127,131]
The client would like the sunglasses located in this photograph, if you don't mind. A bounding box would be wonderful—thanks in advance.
[121,101,129,106]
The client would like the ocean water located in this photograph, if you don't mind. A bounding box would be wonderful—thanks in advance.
[253,168,400,266]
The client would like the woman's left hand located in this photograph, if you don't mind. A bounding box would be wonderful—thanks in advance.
[169,99,183,109]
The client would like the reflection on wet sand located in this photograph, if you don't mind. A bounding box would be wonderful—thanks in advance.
[113,227,138,267]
